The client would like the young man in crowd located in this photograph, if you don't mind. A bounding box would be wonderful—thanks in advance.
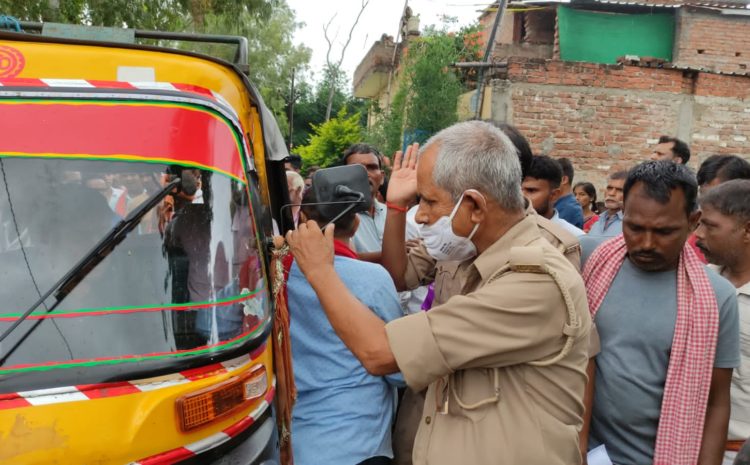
[697,155,750,195]
[283,153,302,173]
[695,180,750,465]
[287,186,404,465]
[650,135,691,165]
[586,170,627,238]
[343,143,386,260]
[522,155,584,237]
[688,155,750,262]
[285,121,591,465]
[554,157,585,229]
[582,161,739,465]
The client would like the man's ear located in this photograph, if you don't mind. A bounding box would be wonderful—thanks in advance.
[464,189,487,224]
[688,210,701,231]
[561,175,570,187]
[550,186,563,203]
[742,220,750,244]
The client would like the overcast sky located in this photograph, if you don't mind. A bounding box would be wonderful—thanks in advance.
[286,0,486,84]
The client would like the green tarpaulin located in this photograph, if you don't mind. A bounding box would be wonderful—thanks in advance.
[557,6,675,64]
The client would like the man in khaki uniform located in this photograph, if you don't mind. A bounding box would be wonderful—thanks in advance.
[386,138,582,465]
[285,121,591,465]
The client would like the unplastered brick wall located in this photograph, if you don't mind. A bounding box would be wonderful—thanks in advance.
[674,9,750,74]
[491,57,750,188]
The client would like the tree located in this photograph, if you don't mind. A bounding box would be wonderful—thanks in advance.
[366,22,481,155]
[289,64,367,150]
[0,0,275,29]
[322,0,369,121]
[1,0,311,137]
[296,108,363,169]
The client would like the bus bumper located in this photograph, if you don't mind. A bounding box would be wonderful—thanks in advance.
[183,408,280,465]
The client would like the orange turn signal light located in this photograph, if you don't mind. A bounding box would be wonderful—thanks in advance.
[176,365,268,432]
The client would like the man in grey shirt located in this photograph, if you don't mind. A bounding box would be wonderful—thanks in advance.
[581,162,740,465]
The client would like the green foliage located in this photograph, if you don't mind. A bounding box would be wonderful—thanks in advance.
[366,22,480,155]
[0,0,274,28]
[0,0,310,138]
[365,91,405,157]
[289,64,367,150]
[403,31,462,141]
[195,3,311,135]
[296,108,363,170]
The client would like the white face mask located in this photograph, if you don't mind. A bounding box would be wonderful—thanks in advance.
[419,192,481,262]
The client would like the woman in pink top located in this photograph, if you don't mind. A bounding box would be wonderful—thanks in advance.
[574,181,599,233]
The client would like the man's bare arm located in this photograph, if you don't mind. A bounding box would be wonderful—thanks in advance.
[357,251,381,264]
[698,367,733,465]
[285,221,398,375]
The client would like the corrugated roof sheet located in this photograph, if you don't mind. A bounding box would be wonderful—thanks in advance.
[509,0,750,8]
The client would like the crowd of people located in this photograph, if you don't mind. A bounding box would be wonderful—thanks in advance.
[281,121,750,465]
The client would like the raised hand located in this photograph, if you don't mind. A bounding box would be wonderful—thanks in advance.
[386,142,419,207]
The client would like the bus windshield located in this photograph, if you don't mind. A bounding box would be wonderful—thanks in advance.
[0,157,270,383]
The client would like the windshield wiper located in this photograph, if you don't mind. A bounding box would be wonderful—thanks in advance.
[0,178,181,345]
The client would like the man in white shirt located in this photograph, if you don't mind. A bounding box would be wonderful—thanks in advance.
[695,179,750,465]
[343,143,387,261]
[522,155,584,237]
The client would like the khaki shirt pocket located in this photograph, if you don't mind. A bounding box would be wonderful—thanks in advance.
[434,262,462,306]
[445,368,501,423]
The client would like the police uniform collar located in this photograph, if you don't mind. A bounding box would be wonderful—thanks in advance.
[472,215,542,282]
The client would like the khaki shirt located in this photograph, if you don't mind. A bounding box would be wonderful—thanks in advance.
[402,208,581,306]
[386,216,591,465]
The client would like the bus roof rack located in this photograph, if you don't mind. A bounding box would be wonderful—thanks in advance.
[11,21,248,71]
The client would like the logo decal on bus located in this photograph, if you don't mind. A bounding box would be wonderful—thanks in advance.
[0,45,24,78]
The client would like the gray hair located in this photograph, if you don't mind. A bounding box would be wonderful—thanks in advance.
[423,120,524,211]
[699,179,750,224]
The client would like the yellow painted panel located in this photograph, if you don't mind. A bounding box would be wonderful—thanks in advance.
[0,39,270,198]
[0,349,273,465]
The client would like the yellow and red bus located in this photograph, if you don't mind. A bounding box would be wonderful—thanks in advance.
[0,23,290,465]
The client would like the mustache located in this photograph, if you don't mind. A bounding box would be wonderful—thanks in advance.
[695,240,709,254]
[630,250,664,260]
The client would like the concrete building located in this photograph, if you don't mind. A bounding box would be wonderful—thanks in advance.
[468,0,750,183]
[353,0,750,185]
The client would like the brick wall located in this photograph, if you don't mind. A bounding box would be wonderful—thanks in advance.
[674,9,750,74]
[691,97,750,158]
[489,57,750,188]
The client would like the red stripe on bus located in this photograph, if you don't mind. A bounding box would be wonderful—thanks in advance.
[180,363,227,381]
[222,387,276,438]
[0,395,32,410]
[0,102,244,179]
[0,78,45,86]
[172,83,215,99]
[86,80,136,89]
[221,415,255,438]
[137,447,195,465]
[75,381,142,399]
